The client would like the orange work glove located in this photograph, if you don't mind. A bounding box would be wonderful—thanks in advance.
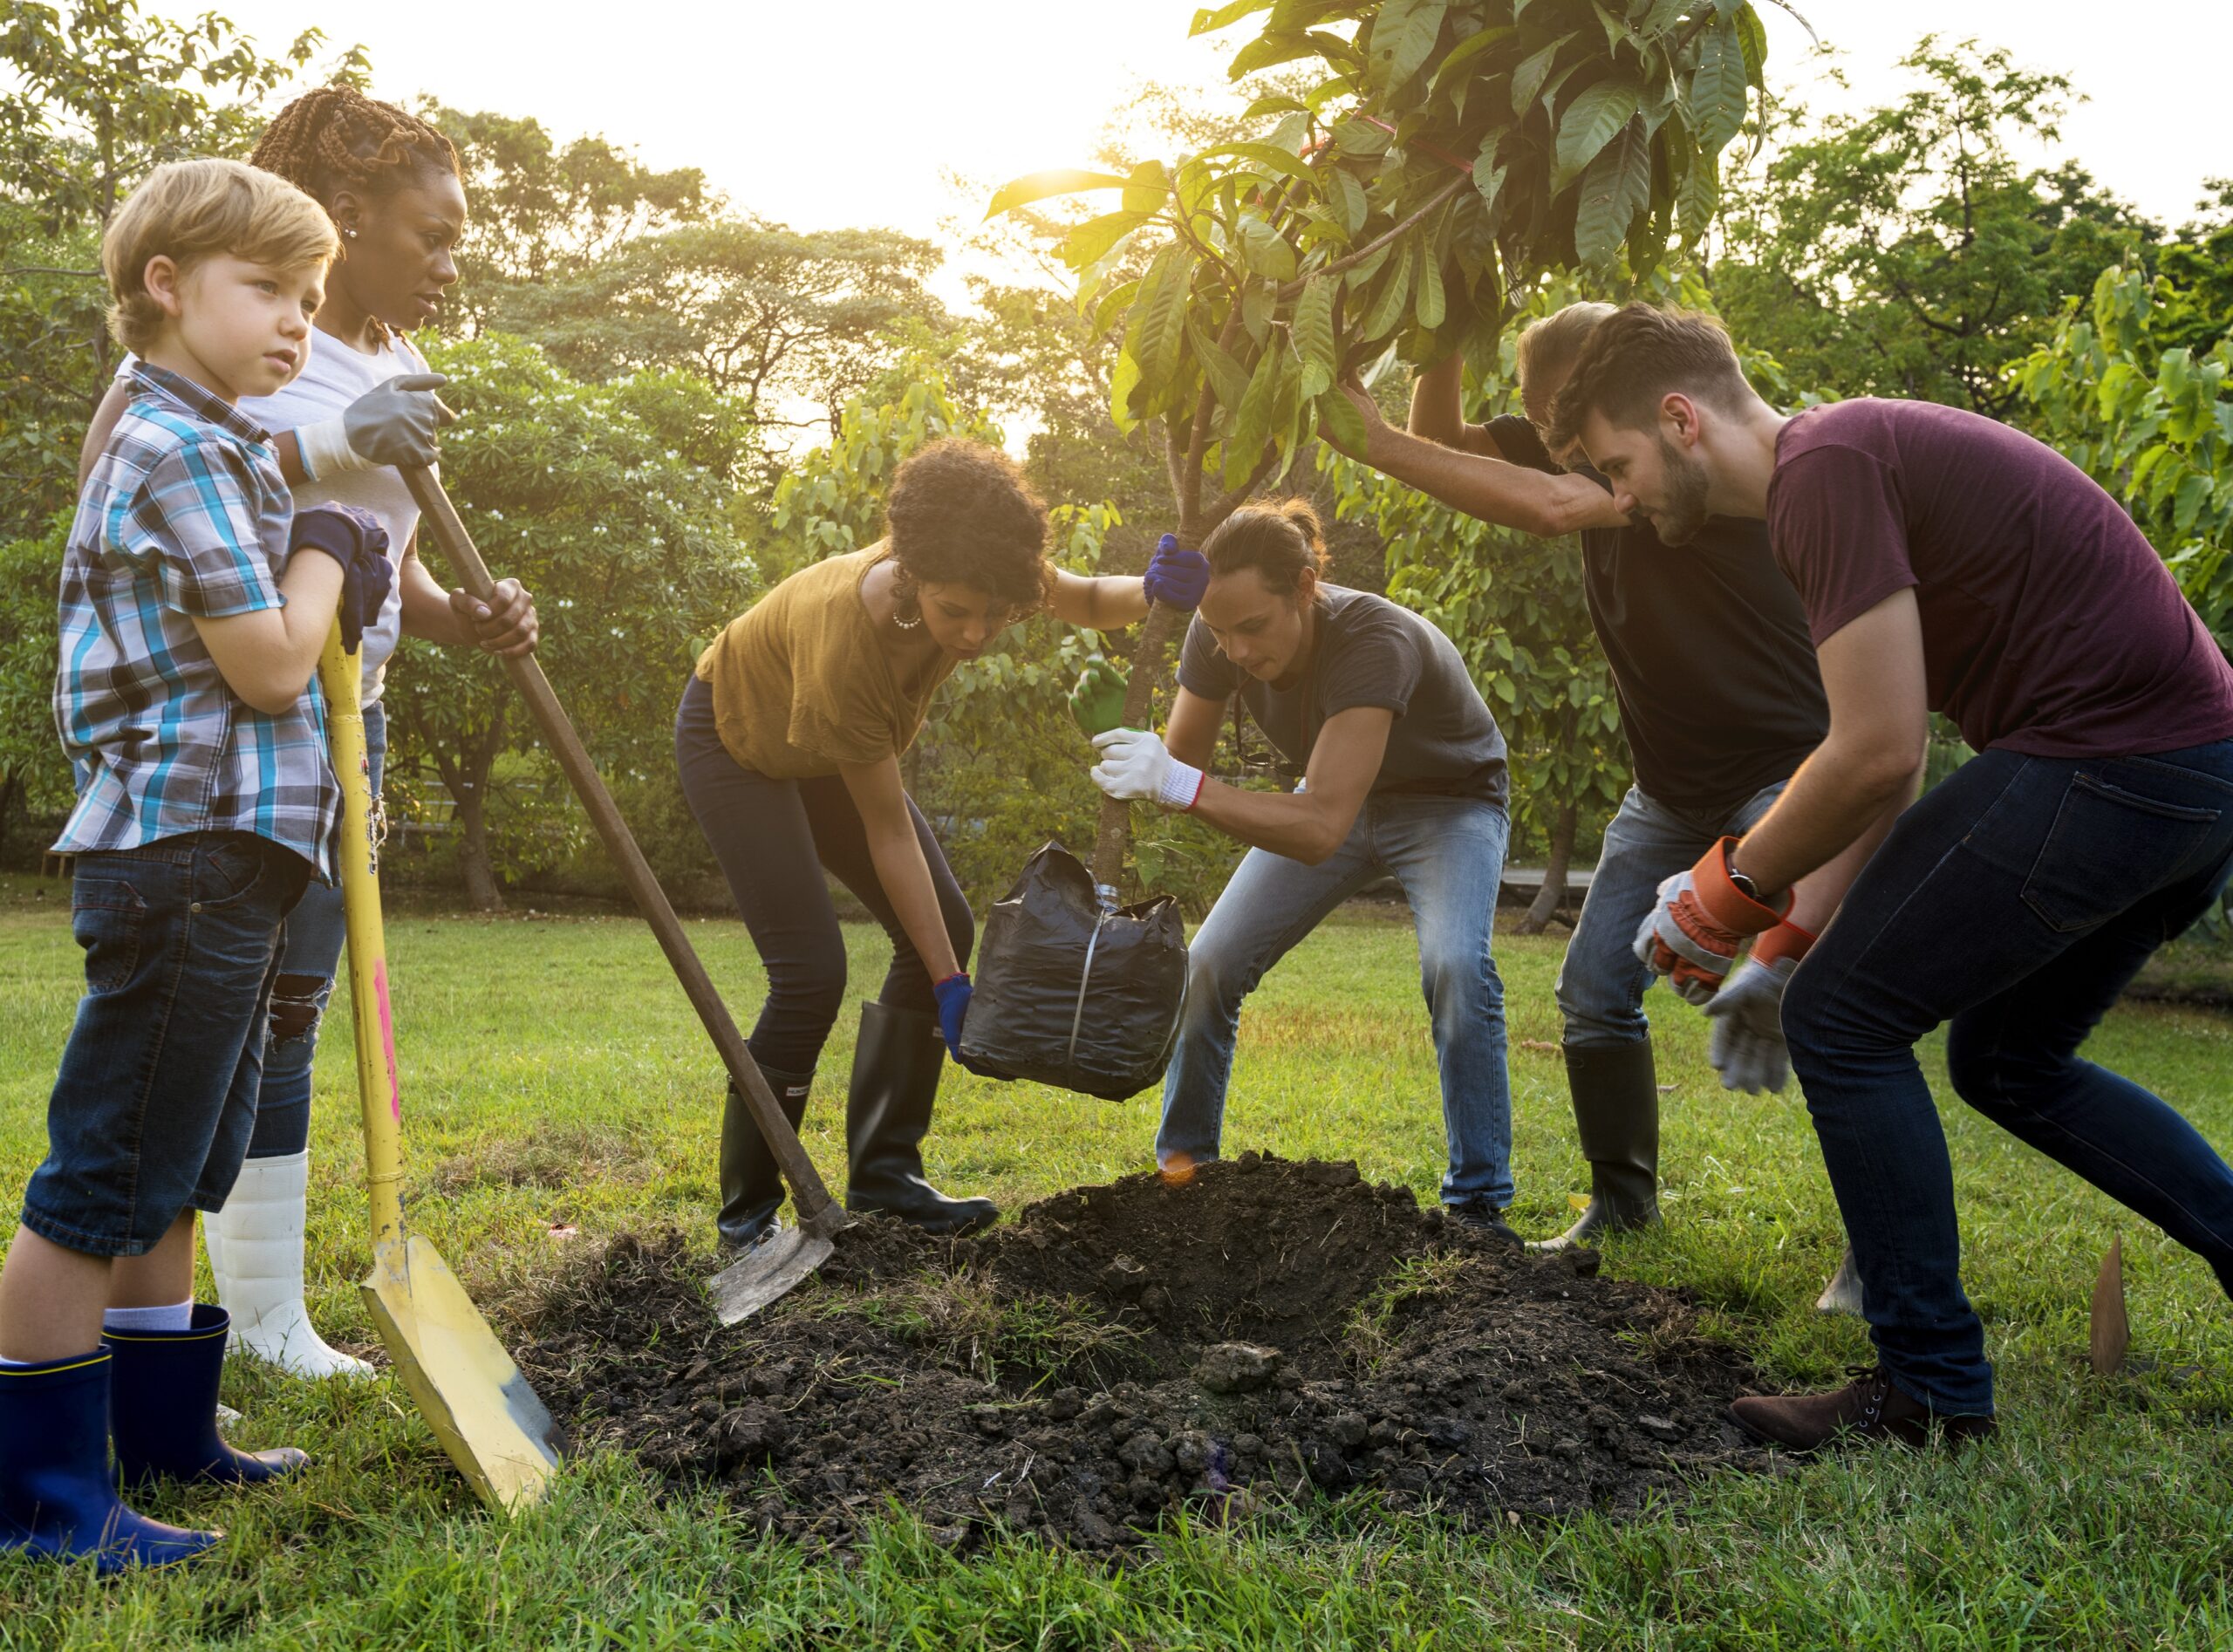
[1632,836,1792,1005]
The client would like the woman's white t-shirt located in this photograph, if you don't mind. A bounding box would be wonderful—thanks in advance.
[120,331,433,703]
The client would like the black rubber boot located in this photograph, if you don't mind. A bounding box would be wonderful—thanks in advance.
[844,1002,997,1235]
[1531,1040,1663,1251]
[717,1062,814,1251]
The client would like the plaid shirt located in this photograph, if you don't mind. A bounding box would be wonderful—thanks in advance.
[51,362,336,879]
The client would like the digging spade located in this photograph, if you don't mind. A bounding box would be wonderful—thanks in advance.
[320,622,563,1512]
[402,468,845,1324]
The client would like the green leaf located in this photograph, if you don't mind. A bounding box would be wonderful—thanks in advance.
[1059,209,1152,272]
[986,168,1132,220]
[1123,159,1172,214]
[1294,277,1337,395]
[1511,33,1574,112]
[1332,117,1392,156]
[1574,119,1652,267]
[1188,316,1254,409]
[1554,73,1642,190]
[1229,30,1317,79]
[1365,0,1447,91]
[1689,20,1749,154]
[1109,350,1143,434]
[1123,246,1197,406]
[1235,214,1299,280]
[1358,238,1417,338]
[1328,167,1369,234]
[1316,386,1369,454]
[1190,0,1274,34]
[1429,23,1519,95]
[1676,154,1718,248]
[1733,3,1768,89]
[1225,338,1287,488]
[1198,141,1318,185]
[1414,241,1446,331]
[1090,278,1141,336]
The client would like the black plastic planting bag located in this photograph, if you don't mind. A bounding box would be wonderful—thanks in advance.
[959,842,1188,1102]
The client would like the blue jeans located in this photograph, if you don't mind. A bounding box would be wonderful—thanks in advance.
[1556,782,1786,1049]
[24,833,311,1256]
[253,700,386,1160]
[1157,793,1513,1205]
[1782,740,2233,1415]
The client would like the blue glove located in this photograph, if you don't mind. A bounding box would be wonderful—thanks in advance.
[932,972,973,1061]
[290,503,393,655]
[1142,533,1211,611]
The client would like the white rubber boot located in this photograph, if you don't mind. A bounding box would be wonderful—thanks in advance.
[205,1150,372,1379]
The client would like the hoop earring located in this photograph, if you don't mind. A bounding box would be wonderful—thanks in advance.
[891,567,924,631]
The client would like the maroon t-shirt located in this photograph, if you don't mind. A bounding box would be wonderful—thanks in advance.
[1766,399,2233,757]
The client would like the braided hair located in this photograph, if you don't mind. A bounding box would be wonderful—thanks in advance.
[249,87,459,342]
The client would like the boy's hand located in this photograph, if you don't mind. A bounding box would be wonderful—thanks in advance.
[447,579,539,657]
[297,373,448,478]
[290,505,393,655]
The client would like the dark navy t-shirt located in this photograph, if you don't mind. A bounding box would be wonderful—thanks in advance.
[1179,584,1509,807]
[1487,416,1827,815]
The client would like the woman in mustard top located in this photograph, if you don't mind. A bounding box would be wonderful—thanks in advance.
[677,440,1208,1246]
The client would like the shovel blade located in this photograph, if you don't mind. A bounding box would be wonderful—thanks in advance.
[711,1227,835,1325]
[363,1235,564,1512]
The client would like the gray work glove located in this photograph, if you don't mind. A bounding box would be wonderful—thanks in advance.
[1702,954,1798,1095]
[297,372,449,478]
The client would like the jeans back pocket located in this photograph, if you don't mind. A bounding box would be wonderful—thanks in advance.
[2021,771,2223,933]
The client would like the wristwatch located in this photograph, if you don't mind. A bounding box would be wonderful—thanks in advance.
[1726,857,1764,903]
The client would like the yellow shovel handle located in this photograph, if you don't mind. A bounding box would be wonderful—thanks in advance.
[318,625,406,1254]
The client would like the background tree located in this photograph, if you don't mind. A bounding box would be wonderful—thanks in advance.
[0,0,354,539]
[387,334,752,908]
[1709,37,2159,418]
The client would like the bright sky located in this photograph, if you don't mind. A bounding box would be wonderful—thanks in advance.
[168,0,2230,254]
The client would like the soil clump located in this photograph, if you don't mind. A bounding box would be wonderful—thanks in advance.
[517,1154,1765,1551]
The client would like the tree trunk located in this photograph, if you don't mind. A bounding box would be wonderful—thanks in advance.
[451,772,504,913]
[1516,799,1580,936]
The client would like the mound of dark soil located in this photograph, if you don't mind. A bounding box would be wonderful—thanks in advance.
[518,1154,1765,1551]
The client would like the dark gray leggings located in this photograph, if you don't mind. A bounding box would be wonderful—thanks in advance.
[674,674,973,1075]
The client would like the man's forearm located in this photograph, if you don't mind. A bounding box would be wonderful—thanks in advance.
[1363,421,1622,540]
[1408,356,1470,447]
[1735,745,1922,904]
[1782,768,1920,932]
[1186,782,1357,866]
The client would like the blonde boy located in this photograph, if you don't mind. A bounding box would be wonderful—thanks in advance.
[0,158,387,1572]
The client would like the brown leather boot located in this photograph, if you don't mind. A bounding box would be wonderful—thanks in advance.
[1729,1367,1996,1452]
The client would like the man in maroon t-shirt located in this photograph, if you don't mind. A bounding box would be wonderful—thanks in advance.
[1547,304,2233,1452]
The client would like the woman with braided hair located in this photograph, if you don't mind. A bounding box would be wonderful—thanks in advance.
[78,86,539,1380]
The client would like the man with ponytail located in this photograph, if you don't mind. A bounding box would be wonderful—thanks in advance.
[1090,501,1521,1238]
[78,87,539,1380]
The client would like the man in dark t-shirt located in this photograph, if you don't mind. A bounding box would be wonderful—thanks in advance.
[1323,311,1864,1310]
[1555,303,2233,1451]
[1089,502,1521,1237]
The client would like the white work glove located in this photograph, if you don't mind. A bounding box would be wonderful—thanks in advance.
[297,372,449,479]
[1089,727,1204,810]
[1702,954,1798,1095]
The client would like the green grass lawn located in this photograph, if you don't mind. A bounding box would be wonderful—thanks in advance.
[0,869,2230,1648]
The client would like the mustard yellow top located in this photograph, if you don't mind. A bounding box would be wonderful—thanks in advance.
[693,545,957,778]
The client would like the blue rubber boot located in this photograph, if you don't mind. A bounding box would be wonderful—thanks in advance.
[105,1305,309,1486]
[0,1349,220,1573]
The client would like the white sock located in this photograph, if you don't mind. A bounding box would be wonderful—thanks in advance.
[104,1300,193,1334]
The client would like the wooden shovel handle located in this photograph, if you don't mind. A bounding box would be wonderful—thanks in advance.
[402,468,843,1235]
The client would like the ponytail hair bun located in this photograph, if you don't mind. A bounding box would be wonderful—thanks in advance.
[1199,498,1329,597]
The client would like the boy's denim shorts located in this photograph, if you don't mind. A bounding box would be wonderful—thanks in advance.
[22,831,311,1257]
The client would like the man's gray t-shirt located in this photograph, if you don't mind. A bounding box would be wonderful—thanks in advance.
[1178,585,1509,808]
